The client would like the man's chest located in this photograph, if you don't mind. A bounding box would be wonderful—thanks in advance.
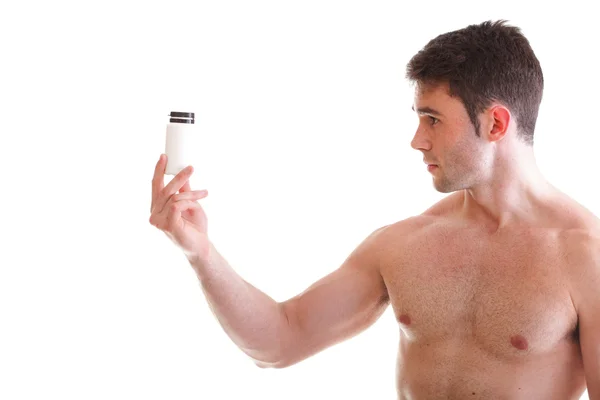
[380,228,579,358]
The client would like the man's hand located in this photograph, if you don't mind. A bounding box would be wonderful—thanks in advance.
[149,154,210,261]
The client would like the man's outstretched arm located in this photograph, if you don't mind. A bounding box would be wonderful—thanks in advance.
[190,225,390,368]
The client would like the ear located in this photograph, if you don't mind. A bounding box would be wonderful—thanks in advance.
[486,105,511,142]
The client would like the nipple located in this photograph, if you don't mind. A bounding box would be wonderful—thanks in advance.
[399,314,411,325]
[510,335,528,350]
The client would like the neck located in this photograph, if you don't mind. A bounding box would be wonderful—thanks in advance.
[461,143,556,229]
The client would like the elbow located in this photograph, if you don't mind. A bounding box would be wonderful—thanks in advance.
[253,352,295,369]
[252,303,296,369]
[248,349,291,369]
[254,360,274,369]
[251,348,294,369]
[254,359,289,369]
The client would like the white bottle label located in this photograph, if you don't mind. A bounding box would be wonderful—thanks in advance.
[165,123,196,175]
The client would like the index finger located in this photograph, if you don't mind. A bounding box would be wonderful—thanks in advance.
[180,180,191,193]
[162,165,193,196]
[151,154,166,210]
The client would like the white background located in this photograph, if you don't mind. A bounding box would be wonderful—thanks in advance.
[1,1,598,399]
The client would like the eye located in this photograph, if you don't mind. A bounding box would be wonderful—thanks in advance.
[429,116,439,126]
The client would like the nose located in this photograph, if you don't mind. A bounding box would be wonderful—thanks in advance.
[410,125,432,151]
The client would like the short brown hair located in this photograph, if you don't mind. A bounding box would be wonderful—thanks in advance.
[406,20,543,146]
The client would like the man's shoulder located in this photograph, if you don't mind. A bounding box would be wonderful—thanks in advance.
[536,190,600,261]
[559,226,600,259]
[546,189,600,232]
[555,205,600,299]
[372,213,444,249]
[559,223,600,314]
[373,194,459,241]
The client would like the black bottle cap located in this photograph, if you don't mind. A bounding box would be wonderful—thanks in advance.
[169,111,195,123]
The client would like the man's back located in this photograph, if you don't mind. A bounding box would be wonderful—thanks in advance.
[379,190,597,399]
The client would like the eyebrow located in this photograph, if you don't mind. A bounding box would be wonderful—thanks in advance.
[411,105,443,117]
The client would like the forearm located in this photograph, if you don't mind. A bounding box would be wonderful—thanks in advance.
[188,241,289,366]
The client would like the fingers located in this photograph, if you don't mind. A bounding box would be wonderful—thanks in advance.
[180,180,191,193]
[154,165,194,213]
[171,190,208,202]
[166,200,202,225]
[164,165,194,195]
[151,154,167,211]
[154,200,204,231]
[162,190,208,216]
[149,189,208,230]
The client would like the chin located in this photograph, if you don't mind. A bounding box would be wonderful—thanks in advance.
[432,178,467,194]
[433,185,456,194]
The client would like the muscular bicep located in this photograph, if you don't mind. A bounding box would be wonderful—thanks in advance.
[276,227,390,368]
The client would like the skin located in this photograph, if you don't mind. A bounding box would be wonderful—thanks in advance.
[150,82,600,399]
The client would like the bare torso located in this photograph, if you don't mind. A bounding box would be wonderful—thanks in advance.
[379,191,595,399]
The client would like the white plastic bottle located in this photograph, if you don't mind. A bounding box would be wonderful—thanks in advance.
[165,111,197,175]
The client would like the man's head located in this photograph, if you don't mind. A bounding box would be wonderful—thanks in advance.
[406,20,544,193]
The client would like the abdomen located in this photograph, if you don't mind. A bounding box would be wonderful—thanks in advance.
[395,337,586,400]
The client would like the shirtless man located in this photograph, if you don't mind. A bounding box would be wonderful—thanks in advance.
[149,20,600,399]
